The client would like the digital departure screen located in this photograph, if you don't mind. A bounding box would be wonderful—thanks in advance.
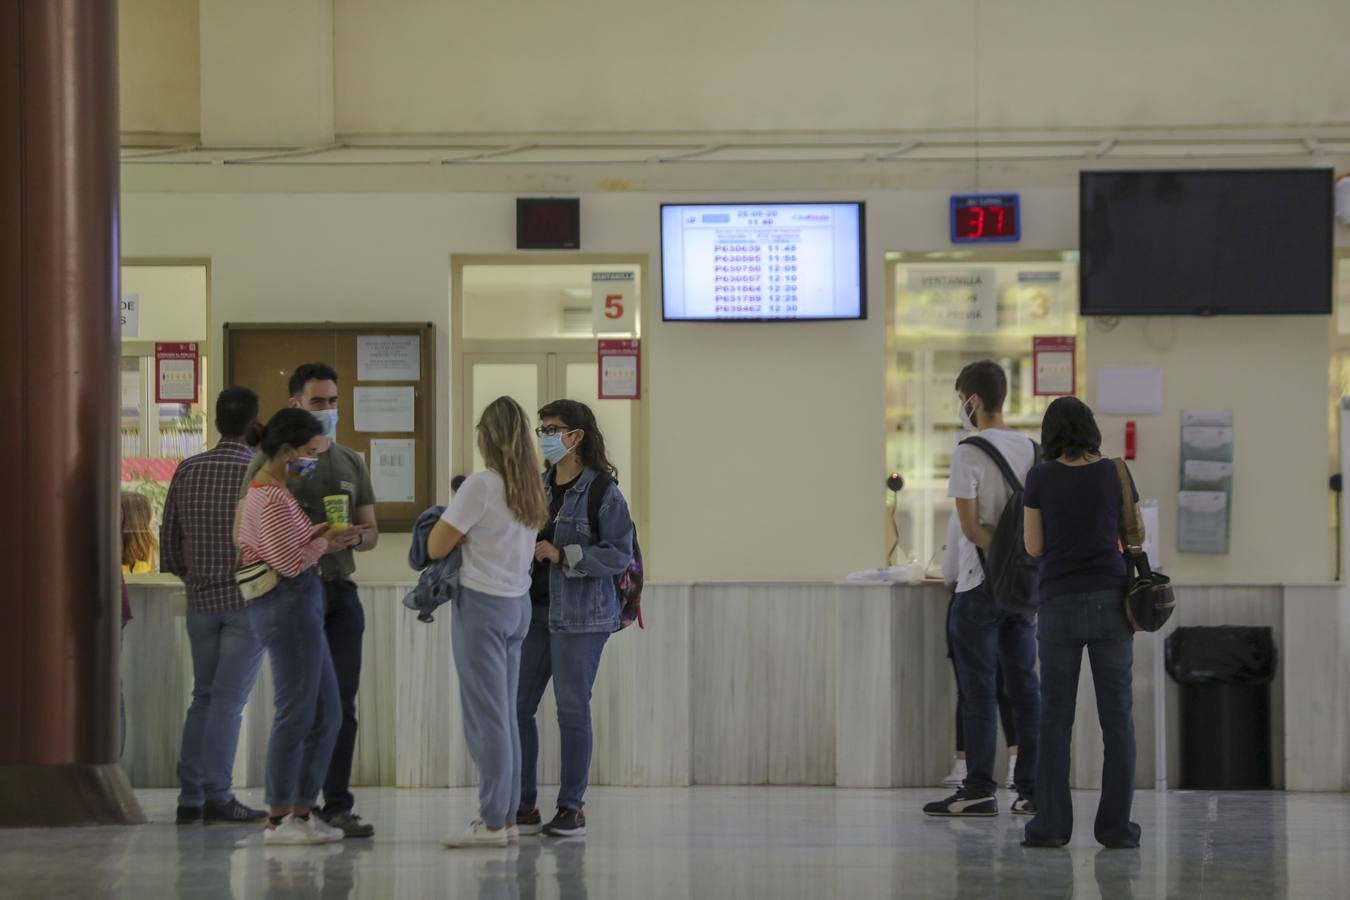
[660,203,866,321]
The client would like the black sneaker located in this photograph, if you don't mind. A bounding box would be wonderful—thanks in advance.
[923,791,998,817]
[202,797,268,825]
[320,810,375,838]
[515,807,543,836]
[541,807,587,837]
[176,805,203,825]
[1010,795,1036,816]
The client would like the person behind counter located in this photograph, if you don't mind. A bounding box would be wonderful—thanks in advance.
[236,408,369,846]
[120,491,158,574]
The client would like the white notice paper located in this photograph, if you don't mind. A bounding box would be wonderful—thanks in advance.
[1140,500,1161,568]
[353,386,415,433]
[1096,368,1164,416]
[357,335,421,381]
[600,354,639,399]
[120,293,139,338]
[370,439,415,503]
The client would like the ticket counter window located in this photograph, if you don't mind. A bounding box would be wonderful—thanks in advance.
[885,251,1082,574]
[120,263,209,575]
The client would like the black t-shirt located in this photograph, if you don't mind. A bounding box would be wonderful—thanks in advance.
[530,474,578,604]
[1023,459,1138,599]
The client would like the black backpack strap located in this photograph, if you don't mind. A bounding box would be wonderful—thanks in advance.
[586,472,614,539]
[959,436,1026,493]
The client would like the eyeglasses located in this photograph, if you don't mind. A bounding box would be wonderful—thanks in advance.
[535,425,574,437]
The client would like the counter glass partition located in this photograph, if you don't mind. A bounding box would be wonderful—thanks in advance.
[885,251,1082,575]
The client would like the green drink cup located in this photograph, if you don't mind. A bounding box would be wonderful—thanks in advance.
[323,494,350,529]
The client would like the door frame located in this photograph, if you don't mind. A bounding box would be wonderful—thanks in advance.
[451,254,650,538]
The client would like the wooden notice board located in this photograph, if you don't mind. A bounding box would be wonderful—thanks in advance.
[223,323,435,531]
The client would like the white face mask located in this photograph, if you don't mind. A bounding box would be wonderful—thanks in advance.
[957,396,977,432]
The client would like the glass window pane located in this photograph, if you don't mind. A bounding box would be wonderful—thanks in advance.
[470,363,541,472]
[462,265,641,340]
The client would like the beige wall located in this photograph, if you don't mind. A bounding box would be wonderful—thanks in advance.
[120,0,1350,141]
[118,0,200,135]
[121,172,1345,584]
[1088,317,1334,584]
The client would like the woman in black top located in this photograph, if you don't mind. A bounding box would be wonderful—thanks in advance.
[1021,397,1142,850]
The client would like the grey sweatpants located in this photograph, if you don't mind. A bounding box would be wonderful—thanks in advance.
[451,586,531,829]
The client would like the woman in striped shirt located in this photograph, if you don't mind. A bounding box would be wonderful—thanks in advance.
[237,408,369,845]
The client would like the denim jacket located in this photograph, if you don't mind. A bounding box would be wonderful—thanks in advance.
[403,504,462,623]
[542,467,634,633]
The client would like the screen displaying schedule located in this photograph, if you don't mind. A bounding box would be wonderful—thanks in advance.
[661,203,865,321]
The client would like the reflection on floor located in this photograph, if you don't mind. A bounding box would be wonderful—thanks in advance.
[0,786,1344,899]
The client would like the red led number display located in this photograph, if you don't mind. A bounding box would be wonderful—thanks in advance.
[950,194,1020,242]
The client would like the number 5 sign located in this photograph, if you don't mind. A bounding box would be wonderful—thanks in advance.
[592,271,637,336]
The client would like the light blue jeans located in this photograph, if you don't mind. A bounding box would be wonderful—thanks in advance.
[248,571,341,808]
[177,608,265,807]
[452,587,531,829]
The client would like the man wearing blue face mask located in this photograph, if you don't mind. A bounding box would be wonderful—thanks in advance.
[240,362,379,838]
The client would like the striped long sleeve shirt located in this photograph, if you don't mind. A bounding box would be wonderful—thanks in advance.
[237,483,327,578]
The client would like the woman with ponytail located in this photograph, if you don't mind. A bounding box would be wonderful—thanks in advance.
[427,396,548,848]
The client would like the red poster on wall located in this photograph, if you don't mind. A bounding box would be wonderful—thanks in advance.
[155,342,200,404]
[1032,336,1076,397]
[597,339,640,400]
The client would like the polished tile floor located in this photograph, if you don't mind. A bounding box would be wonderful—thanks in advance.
[0,786,1345,899]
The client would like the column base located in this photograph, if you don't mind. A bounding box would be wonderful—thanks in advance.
[0,764,146,826]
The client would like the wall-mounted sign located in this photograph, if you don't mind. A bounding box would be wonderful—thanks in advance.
[598,339,640,400]
[903,269,997,333]
[120,293,139,337]
[1032,336,1076,396]
[517,197,580,250]
[592,271,637,335]
[155,342,199,404]
[950,193,1021,243]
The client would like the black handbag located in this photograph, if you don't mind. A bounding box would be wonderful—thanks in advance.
[1113,459,1175,632]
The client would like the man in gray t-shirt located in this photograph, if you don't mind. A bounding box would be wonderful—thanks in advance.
[243,363,379,838]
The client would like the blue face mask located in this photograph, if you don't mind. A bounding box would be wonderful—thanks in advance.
[540,432,576,466]
[288,456,319,478]
[312,408,339,440]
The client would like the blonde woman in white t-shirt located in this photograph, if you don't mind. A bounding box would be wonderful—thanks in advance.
[426,396,548,848]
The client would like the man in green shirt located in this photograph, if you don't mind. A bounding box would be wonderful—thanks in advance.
[242,363,379,838]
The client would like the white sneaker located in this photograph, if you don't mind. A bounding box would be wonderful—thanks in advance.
[443,820,510,849]
[264,815,334,846]
[1005,755,1018,790]
[307,815,345,843]
[506,825,520,844]
[942,759,968,787]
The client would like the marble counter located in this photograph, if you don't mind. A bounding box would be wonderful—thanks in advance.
[121,580,1350,792]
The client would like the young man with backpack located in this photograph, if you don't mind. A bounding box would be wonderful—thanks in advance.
[924,361,1041,818]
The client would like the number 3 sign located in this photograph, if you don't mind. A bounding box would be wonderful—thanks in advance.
[592,271,637,336]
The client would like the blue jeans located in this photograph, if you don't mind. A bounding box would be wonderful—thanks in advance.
[948,584,1040,797]
[320,579,364,815]
[517,604,610,811]
[248,571,341,809]
[452,587,532,829]
[1026,590,1142,848]
[177,608,265,807]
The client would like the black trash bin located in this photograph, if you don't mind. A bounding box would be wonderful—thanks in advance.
[1165,626,1278,789]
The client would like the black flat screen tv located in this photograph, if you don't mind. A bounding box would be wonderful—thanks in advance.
[1079,169,1333,316]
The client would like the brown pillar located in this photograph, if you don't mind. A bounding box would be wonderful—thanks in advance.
[0,0,144,824]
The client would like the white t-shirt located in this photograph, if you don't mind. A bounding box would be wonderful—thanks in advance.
[947,428,1037,594]
[440,470,536,598]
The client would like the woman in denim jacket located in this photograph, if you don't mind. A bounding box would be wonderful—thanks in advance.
[516,400,634,839]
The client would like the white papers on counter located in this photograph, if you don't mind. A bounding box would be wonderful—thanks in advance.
[1178,491,1229,554]
[845,565,922,584]
[357,335,420,381]
[370,439,415,503]
[1096,368,1164,415]
[353,386,415,433]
